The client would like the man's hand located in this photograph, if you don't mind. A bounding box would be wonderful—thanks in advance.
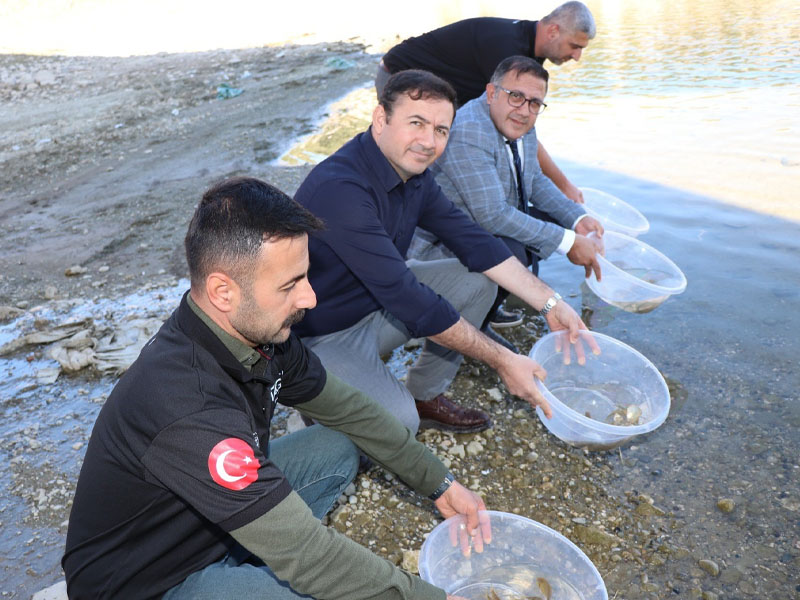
[494,353,552,418]
[544,301,601,362]
[566,235,602,280]
[575,215,604,238]
[560,180,584,204]
[435,481,491,556]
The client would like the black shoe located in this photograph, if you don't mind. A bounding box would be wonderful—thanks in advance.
[489,306,523,329]
[482,325,519,354]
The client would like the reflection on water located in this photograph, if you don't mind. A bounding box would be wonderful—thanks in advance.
[558,0,800,97]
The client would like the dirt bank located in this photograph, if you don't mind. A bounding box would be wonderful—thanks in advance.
[0,42,374,306]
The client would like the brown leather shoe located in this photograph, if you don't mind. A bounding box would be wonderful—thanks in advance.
[415,394,491,433]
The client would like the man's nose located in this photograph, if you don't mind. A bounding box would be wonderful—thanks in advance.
[417,126,436,149]
[571,48,583,61]
[297,279,317,310]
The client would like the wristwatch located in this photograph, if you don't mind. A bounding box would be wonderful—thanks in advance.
[428,471,455,500]
[540,292,562,315]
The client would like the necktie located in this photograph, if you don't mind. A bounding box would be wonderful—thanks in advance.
[506,139,528,215]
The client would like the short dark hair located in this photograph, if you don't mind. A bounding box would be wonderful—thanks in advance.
[185,177,323,286]
[379,69,457,118]
[490,56,550,89]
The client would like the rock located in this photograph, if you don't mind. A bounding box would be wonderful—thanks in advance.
[716,498,735,513]
[698,559,720,576]
[343,483,356,496]
[32,580,67,600]
[701,592,719,600]
[572,524,623,547]
[635,502,666,516]
[486,387,503,402]
[449,444,465,459]
[466,441,483,456]
[0,305,24,320]
[284,411,306,434]
[64,265,88,276]
[401,549,419,573]
[34,70,56,85]
[44,285,58,299]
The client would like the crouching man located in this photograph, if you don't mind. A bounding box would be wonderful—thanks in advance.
[62,177,483,600]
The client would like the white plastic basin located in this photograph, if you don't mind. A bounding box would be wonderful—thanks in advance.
[529,331,671,451]
[586,230,687,313]
[581,187,649,237]
[419,511,607,600]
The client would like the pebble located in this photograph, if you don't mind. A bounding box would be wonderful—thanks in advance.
[34,70,56,85]
[486,387,503,402]
[449,444,465,459]
[716,498,735,513]
[31,580,66,600]
[64,265,88,276]
[701,592,719,600]
[465,441,483,456]
[698,559,720,576]
[401,549,419,573]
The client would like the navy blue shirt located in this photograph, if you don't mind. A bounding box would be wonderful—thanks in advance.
[294,129,512,339]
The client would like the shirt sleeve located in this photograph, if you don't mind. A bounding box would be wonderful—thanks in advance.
[416,178,514,271]
[435,128,568,259]
[271,334,327,406]
[231,492,446,600]
[141,406,292,532]
[296,371,448,495]
[307,178,461,338]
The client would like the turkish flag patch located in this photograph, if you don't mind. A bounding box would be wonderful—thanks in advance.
[208,438,259,490]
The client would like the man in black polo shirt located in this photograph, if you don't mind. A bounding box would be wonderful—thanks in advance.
[294,70,593,436]
[63,177,486,600]
[376,1,596,204]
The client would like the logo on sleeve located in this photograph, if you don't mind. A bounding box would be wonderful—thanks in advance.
[208,438,259,490]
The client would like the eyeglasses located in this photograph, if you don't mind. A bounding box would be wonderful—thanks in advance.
[497,86,547,114]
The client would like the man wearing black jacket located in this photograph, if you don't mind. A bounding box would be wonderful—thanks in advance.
[62,177,485,600]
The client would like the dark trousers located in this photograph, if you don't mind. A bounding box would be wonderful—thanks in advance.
[482,236,538,329]
[482,204,559,328]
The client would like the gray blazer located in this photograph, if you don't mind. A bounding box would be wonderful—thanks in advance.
[408,92,584,261]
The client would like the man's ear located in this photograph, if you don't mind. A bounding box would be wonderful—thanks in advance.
[546,22,560,40]
[205,272,239,314]
[372,103,387,134]
[486,83,496,104]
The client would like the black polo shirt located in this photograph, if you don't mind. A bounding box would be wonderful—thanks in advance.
[383,18,542,106]
[63,293,326,599]
[293,129,512,339]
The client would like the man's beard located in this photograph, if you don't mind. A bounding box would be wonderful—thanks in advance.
[231,299,307,346]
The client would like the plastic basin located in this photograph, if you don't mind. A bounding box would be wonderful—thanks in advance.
[419,510,607,600]
[528,331,670,450]
[580,187,649,237]
[586,230,687,313]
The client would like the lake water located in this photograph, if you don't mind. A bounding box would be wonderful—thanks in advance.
[2,0,799,597]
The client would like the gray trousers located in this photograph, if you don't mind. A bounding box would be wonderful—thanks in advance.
[303,258,496,433]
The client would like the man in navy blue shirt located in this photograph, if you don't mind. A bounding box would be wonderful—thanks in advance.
[294,70,591,434]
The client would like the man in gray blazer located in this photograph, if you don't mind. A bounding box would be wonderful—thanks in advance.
[409,56,603,336]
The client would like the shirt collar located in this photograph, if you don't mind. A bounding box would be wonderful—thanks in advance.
[186,292,267,371]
